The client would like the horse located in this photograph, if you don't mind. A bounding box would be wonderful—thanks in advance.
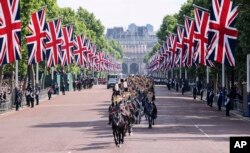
[144,101,157,128]
[132,98,144,124]
[111,109,126,147]
[121,100,136,136]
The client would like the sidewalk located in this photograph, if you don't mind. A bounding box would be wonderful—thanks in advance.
[160,85,250,122]
[0,90,61,115]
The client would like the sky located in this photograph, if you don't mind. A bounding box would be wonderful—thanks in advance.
[57,0,187,31]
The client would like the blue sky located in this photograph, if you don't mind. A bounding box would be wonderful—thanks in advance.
[57,0,187,31]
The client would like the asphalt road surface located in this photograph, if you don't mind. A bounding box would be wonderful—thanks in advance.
[1,85,250,153]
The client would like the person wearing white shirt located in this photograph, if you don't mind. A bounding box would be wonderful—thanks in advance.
[123,79,128,92]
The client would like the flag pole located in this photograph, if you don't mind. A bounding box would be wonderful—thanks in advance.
[185,68,187,80]
[36,63,39,85]
[222,64,225,88]
[51,67,54,82]
[179,67,182,79]
[206,66,209,85]
[15,61,18,87]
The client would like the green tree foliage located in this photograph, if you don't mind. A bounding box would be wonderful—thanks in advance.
[1,0,123,86]
[148,0,250,87]
[143,43,161,63]
[156,15,177,43]
[108,40,123,59]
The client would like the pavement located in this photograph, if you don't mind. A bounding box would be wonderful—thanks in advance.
[0,85,250,153]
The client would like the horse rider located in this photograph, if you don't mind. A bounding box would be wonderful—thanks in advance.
[123,79,128,92]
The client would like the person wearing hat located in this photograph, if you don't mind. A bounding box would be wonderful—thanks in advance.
[123,79,128,92]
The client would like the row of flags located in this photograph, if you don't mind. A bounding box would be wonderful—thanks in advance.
[147,0,239,72]
[0,0,121,72]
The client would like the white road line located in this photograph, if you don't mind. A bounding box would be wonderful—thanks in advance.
[190,119,226,153]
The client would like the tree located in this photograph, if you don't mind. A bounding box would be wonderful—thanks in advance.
[157,15,177,43]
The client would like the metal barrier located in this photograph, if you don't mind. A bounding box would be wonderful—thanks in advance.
[233,99,243,112]
[0,89,49,113]
[0,100,10,112]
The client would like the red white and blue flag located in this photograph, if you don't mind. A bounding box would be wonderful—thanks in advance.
[73,34,87,67]
[207,0,239,67]
[193,6,210,66]
[46,18,62,67]
[183,16,195,67]
[26,8,46,65]
[169,33,178,68]
[0,0,21,65]
[61,25,74,67]
[176,25,185,67]
[96,51,104,71]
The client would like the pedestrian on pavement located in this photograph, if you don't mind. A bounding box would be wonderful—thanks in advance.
[225,94,231,116]
[15,87,20,111]
[35,87,40,105]
[225,88,234,116]
[200,89,204,100]
[206,89,210,106]
[181,83,185,95]
[48,86,53,100]
[30,89,35,108]
[209,90,215,107]
[25,87,30,107]
[61,82,65,95]
[193,86,197,100]
[217,89,223,111]
[176,82,179,92]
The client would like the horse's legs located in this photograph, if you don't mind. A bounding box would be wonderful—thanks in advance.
[118,128,121,146]
[121,127,125,144]
[113,128,118,145]
[148,116,152,128]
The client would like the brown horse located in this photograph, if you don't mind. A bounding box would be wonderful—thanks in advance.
[111,107,126,147]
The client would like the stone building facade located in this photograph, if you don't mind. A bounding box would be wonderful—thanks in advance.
[106,23,158,75]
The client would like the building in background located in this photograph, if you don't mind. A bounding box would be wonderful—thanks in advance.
[106,23,157,75]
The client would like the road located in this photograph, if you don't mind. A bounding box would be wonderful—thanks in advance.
[0,85,250,153]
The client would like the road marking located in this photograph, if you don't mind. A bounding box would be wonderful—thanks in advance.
[190,119,225,153]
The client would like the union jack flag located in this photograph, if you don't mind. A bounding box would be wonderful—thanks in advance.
[96,51,104,71]
[61,25,74,67]
[183,16,195,67]
[85,39,93,68]
[90,44,97,70]
[193,6,210,66]
[46,18,62,67]
[26,8,46,65]
[207,0,239,67]
[0,0,21,65]
[169,33,178,68]
[73,34,87,67]
[176,25,185,68]
[163,37,171,70]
